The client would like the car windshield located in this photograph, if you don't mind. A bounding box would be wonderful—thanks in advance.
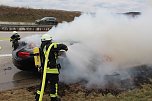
[41,17,56,20]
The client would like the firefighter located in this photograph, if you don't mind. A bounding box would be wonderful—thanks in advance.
[35,34,68,101]
[10,31,20,50]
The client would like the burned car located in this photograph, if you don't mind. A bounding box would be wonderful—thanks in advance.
[10,34,69,71]
[10,35,38,71]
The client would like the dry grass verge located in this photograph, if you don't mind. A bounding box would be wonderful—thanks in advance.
[0,5,81,23]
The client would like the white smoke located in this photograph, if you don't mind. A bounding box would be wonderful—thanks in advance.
[45,9,152,87]
[21,35,41,47]
[147,0,152,7]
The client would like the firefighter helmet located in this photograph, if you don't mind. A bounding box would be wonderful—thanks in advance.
[41,34,52,41]
[12,31,18,34]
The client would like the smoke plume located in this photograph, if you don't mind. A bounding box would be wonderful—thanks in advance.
[19,4,152,88]
[45,9,152,87]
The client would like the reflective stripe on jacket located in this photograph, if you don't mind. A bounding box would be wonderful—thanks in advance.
[44,42,59,74]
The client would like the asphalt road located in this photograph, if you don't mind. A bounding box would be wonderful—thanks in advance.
[0,31,46,91]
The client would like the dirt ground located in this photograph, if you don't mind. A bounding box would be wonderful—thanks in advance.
[0,88,104,101]
[0,84,106,101]
[0,82,123,101]
[1,83,152,101]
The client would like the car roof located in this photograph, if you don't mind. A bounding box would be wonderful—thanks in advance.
[41,17,56,20]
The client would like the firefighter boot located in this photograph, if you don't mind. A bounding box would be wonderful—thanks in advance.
[51,97,61,101]
[35,93,40,101]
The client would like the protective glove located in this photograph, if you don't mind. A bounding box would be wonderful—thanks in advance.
[10,39,13,42]
[65,47,68,51]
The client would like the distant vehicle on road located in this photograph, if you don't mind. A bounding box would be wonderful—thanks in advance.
[35,17,58,25]
[123,12,141,17]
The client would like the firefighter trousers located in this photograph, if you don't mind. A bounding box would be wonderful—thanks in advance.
[35,73,59,101]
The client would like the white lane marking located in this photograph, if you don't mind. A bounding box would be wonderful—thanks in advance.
[0,54,12,57]
[0,46,1,50]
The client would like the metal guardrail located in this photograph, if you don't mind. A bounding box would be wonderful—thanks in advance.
[0,24,53,31]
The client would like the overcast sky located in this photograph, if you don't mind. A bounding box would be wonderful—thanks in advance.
[0,0,149,12]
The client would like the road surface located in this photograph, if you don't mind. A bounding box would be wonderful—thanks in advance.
[0,31,46,91]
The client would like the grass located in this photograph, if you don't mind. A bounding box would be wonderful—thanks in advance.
[0,5,81,23]
[61,84,152,101]
[1,84,152,101]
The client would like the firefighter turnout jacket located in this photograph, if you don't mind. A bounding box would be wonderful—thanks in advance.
[35,41,68,101]
[40,41,68,72]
